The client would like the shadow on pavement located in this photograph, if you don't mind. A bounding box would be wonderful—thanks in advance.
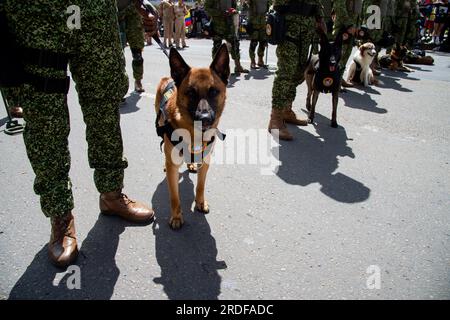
[120,92,141,115]
[152,171,226,300]
[227,74,241,88]
[339,89,387,114]
[8,214,141,299]
[0,116,9,128]
[243,68,275,81]
[274,114,370,203]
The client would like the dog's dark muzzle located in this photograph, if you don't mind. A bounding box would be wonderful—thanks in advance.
[194,111,215,128]
[194,99,216,129]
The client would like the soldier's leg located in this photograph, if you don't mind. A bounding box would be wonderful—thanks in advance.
[269,41,302,140]
[249,38,258,68]
[72,1,153,225]
[212,36,223,59]
[124,5,145,84]
[21,87,73,218]
[257,38,267,66]
[225,31,249,73]
[225,32,240,61]
[3,1,74,219]
[272,41,300,110]
[69,6,129,195]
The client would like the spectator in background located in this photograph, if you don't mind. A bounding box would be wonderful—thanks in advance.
[430,0,449,44]
[160,0,175,48]
[174,0,189,48]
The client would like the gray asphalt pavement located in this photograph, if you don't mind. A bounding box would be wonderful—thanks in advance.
[0,39,449,300]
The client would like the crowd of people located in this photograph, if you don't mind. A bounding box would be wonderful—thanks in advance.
[0,0,447,267]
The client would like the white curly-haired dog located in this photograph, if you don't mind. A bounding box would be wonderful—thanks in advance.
[347,42,378,87]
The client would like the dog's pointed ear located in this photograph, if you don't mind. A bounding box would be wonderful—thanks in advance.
[169,47,191,87]
[210,44,230,85]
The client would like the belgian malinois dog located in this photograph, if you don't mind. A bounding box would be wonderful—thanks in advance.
[155,44,230,229]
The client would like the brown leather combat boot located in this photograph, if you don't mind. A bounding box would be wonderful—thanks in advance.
[134,80,145,93]
[257,56,265,68]
[268,109,293,141]
[48,212,78,268]
[234,59,249,74]
[283,106,308,126]
[250,58,259,69]
[10,106,23,118]
[100,191,155,224]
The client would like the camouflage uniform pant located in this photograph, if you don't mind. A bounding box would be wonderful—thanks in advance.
[248,16,267,60]
[119,4,145,81]
[272,16,315,109]
[211,15,240,60]
[394,17,409,45]
[2,0,129,218]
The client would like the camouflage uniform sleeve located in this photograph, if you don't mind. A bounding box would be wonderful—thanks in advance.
[333,0,352,27]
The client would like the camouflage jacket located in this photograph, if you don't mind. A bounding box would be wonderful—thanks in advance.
[333,0,363,28]
[248,0,271,26]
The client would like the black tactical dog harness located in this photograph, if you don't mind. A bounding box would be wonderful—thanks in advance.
[155,80,226,164]
[313,60,340,94]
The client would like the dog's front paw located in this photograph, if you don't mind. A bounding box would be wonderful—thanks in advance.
[195,200,210,214]
[331,121,338,128]
[169,215,184,230]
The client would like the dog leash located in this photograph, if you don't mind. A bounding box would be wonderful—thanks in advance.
[138,0,169,58]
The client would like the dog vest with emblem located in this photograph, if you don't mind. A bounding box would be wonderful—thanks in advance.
[313,60,340,93]
[155,80,226,164]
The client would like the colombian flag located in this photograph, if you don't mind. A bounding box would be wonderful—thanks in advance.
[185,11,192,26]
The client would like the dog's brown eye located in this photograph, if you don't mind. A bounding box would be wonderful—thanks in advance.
[208,87,219,98]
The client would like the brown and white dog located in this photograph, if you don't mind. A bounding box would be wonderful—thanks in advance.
[347,42,378,87]
[155,44,230,230]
